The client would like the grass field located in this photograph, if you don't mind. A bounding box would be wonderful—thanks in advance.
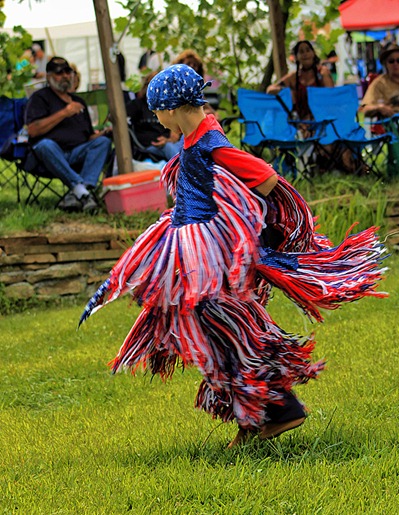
[1,254,398,514]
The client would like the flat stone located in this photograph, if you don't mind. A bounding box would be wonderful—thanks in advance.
[2,242,109,255]
[0,235,48,248]
[0,270,27,285]
[24,254,57,264]
[35,278,86,296]
[56,249,122,262]
[27,263,90,284]
[5,282,35,299]
[93,260,119,271]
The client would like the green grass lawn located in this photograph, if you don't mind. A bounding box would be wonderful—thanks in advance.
[1,256,398,514]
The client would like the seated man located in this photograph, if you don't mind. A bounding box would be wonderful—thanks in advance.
[25,56,112,212]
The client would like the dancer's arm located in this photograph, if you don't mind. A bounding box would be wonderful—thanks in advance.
[212,146,277,190]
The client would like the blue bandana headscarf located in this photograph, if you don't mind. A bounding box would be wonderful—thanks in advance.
[147,64,211,111]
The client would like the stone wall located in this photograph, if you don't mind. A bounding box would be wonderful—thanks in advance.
[0,223,140,301]
[1,198,398,304]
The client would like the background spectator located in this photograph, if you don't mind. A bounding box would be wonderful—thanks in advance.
[360,42,399,119]
[69,63,81,93]
[16,48,34,72]
[117,52,135,104]
[31,43,48,79]
[267,40,334,121]
[126,71,182,161]
[172,49,219,117]
[172,49,204,77]
[25,56,112,212]
[138,49,161,72]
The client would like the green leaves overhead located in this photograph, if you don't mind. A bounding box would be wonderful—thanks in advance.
[0,22,33,98]
[115,0,272,99]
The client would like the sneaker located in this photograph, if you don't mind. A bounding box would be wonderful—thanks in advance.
[57,191,82,212]
[81,192,99,213]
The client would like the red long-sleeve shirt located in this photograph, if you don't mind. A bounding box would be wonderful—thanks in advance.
[184,114,276,189]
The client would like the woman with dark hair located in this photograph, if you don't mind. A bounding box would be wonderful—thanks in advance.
[267,41,363,173]
[267,40,334,120]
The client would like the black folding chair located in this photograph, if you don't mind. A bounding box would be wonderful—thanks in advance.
[127,123,165,163]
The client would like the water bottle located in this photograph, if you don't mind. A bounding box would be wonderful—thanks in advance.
[17,125,29,144]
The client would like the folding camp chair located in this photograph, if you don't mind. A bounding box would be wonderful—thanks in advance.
[127,123,167,164]
[0,95,66,205]
[78,89,110,130]
[236,88,326,179]
[307,84,391,177]
[79,89,162,175]
[0,96,27,190]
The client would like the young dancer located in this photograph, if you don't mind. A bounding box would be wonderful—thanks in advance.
[80,65,386,448]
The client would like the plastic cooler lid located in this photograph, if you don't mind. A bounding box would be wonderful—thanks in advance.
[103,169,161,187]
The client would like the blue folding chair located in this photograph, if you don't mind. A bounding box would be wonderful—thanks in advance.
[0,95,66,204]
[236,88,325,179]
[0,96,28,189]
[307,84,391,177]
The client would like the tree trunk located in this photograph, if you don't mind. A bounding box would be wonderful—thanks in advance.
[93,0,132,175]
[267,0,288,81]
[260,0,292,91]
[259,56,275,91]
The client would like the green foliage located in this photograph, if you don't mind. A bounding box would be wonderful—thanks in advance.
[115,0,272,105]
[0,16,33,98]
[124,72,145,94]
[116,0,343,100]
[306,176,389,244]
[0,260,398,512]
[285,0,344,58]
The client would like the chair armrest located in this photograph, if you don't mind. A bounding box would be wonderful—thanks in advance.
[239,119,267,138]
[128,127,147,152]
[220,115,239,133]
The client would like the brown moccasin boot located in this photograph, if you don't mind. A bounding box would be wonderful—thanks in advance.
[227,428,255,449]
[259,416,306,440]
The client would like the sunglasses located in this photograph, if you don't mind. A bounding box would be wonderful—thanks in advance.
[54,69,73,76]
[387,58,399,64]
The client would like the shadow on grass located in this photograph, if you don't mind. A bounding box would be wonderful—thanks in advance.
[115,422,393,469]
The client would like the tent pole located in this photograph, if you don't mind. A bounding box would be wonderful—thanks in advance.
[45,27,56,56]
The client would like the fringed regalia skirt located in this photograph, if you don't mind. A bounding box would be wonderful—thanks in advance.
[80,164,387,430]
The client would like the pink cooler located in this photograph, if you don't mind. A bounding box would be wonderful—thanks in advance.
[103,170,167,215]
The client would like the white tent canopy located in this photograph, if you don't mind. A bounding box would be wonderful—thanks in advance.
[7,21,143,92]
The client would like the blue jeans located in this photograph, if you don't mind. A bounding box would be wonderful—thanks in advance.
[145,136,183,161]
[33,136,112,189]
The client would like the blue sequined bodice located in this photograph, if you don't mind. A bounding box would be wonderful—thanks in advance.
[172,130,234,227]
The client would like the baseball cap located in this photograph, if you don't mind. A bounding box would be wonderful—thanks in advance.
[46,57,73,74]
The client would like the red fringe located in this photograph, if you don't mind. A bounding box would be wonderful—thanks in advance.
[257,226,387,322]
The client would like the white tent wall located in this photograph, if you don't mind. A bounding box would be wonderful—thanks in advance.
[8,21,143,92]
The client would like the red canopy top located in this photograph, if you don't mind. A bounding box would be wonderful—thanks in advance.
[339,0,399,31]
